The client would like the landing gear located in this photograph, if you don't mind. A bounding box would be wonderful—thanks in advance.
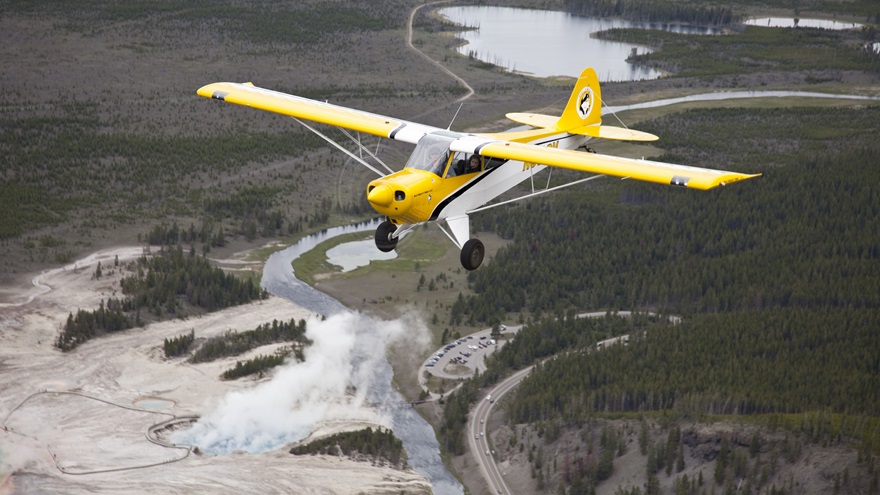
[375,220,398,252]
[460,239,485,271]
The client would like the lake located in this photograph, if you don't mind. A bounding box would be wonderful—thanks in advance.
[744,17,864,29]
[438,6,719,81]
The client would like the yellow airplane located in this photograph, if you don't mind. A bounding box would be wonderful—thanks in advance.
[198,68,759,270]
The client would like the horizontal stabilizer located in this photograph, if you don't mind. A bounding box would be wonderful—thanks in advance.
[569,124,658,142]
[506,112,658,142]
[506,112,558,128]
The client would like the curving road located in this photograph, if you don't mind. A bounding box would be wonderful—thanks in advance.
[468,366,532,495]
[454,312,674,494]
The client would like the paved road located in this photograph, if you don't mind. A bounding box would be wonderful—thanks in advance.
[468,366,531,495]
[446,311,675,494]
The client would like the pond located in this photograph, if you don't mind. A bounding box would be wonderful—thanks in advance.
[744,17,864,29]
[326,238,397,272]
[439,6,720,81]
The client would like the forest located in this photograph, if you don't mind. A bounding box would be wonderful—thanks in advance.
[188,317,309,363]
[464,105,880,322]
[561,0,880,21]
[55,246,266,351]
[441,102,880,494]
[600,24,880,78]
[289,427,408,469]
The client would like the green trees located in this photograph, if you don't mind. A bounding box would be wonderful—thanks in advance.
[222,353,287,380]
[119,246,267,314]
[290,427,407,469]
[164,330,195,358]
[190,318,309,363]
[466,106,880,321]
[55,246,267,350]
[504,309,880,423]
[55,299,135,351]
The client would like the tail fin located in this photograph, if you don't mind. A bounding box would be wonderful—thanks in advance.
[556,67,602,131]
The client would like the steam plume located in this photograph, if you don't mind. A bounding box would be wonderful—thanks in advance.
[173,310,429,454]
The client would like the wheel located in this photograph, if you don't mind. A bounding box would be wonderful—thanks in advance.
[374,220,398,253]
[460,239,485,271]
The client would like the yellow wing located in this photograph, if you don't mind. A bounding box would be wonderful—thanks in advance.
[197,82,434,144]
[478,140,760,190]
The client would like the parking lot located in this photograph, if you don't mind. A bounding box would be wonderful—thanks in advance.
[420,325,518,384]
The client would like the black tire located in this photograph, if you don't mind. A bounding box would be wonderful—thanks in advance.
[375,220,398,253]
[460,238,485,271]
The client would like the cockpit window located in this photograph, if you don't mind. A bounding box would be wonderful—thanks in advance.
[406,134,455,176]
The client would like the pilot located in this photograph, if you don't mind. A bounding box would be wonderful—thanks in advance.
[467,155,481,174]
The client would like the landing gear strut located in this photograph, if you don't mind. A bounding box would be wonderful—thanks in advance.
[375,220,398,252]
[460,239,485,271]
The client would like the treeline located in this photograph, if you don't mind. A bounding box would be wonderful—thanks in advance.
[465,106,880,322]
[506,308,880,423]
[189,318,309,363]
[164,330,195,357]
[563,0,737,26]
[221,352,287,380]
[564,0,880,21]
[56,246,267,350]
[55,298,137,351]
[439,313,664,455]
[599,23,880,78]
[120,246,266,315]
[290,427,407,469]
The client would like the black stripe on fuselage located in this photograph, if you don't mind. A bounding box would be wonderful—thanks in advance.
[429,132,583,219]
[428,165,503,221]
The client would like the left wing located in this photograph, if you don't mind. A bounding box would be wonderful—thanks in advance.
[197,82,437,144]
[473,140,760,190]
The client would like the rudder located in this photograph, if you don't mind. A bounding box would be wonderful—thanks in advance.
[556,67,602,131]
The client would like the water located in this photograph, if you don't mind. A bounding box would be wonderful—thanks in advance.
[261,219,381,315]
[744,17,864,30]
[326,239,397,272]
[262,220,463,495]
[439,6,719,81]
[135,399,174,411]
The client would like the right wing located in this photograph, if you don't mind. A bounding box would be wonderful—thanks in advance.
[197,82,437,144]
[477,140,760,190]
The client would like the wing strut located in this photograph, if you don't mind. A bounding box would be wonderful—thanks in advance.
[292,118,387,177]
[468,174,606,215]
[337,127,395,175]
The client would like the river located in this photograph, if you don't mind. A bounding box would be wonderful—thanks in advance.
[261,219,464,495]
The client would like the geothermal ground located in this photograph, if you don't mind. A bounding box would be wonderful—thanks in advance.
[0,247,432,494]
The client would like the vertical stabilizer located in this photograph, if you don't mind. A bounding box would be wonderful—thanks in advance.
[556,67,602,131]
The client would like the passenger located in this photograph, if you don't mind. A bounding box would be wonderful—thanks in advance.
[467,155,481,174]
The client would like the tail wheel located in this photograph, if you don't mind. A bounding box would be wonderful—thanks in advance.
[375,220,398,252]
[460,239,485,271]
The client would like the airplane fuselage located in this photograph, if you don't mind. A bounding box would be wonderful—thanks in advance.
[366,128,588,226]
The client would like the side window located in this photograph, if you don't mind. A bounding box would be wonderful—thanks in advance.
[446,151,468,178]
[485,157,507,169]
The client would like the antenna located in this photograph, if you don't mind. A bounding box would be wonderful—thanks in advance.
[447,102,464,130]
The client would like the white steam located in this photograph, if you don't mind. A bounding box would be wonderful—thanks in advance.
[173,310,429,454]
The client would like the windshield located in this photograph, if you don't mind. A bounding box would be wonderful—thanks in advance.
[406,134,455,176]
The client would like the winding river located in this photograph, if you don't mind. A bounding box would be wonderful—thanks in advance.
[260,219,464,495]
